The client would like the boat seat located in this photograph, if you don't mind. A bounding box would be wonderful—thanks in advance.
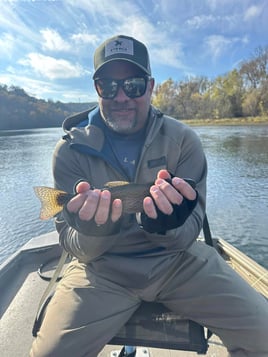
[108,215,214,355]
[108,301,209,354]
[33,291,209,355]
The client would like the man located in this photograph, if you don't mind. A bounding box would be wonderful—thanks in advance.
[30,35,268,357]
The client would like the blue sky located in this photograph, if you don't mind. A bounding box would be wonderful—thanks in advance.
[0,0,267,103]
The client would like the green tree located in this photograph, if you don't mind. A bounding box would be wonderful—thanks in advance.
[152,78,178,116]
[210,69,244,118]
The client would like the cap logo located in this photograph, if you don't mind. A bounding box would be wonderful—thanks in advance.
[105,38,134,58]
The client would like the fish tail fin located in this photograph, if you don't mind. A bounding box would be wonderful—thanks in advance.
[33,186,70,220]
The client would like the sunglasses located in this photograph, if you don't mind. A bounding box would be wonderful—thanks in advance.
[94,76,150,99]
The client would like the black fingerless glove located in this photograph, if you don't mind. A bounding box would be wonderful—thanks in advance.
[62,206,121,236]
[139,178,198,234]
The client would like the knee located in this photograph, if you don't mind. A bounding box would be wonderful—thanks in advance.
[30,336,56,357]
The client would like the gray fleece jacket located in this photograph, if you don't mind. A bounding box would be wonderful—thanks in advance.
[53,106,207,273]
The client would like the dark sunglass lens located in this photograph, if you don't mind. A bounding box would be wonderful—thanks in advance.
[95,77,148,99]
[123,77,146,98]
[95,79,118,99]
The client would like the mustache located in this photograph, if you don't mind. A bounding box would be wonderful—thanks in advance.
[111,104,134,110]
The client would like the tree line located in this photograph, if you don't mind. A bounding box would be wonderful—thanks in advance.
[1,45,267,130]
[152,46,268,120]
[0,85,96,130]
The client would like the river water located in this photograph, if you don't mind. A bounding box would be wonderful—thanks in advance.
[0,125,267,268]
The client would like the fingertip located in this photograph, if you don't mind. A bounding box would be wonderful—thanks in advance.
[75,181,91,193]
[143,196,152,205]
[113,198,122,210]
[143,196,157,219]
[111,199,123,222]
[172,177,183,186]
[101,189,111,200]
[157,169,171,180]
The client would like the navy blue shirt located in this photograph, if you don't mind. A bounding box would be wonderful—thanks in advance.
[104,125,146,181]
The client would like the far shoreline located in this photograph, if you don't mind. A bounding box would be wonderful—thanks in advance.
[181,116,268,126]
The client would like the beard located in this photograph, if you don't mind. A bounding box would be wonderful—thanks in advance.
[101,105,138,134]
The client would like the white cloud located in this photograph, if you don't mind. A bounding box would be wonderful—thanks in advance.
[151,45,185,70]
[41,29,71,52]
[19,53,88,80]
[0,33,15,57]
[115,15,186,70]
[186,15,215,29]
[206,0,234,11]
[66,0,138,21]
[244,5,262,21]
[0,1,40,45]
[204,34,249,61]
[0,72,56,98]
[71,33,99,45]
[204,35,233,60]
[0,72,95,102]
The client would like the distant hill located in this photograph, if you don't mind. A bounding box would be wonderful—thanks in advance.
[0,84,97,130]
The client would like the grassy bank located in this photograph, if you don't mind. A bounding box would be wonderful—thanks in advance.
[181,116,268,126]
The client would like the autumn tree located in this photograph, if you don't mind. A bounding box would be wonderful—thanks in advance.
[152,78,178,116]
[175,77,211,119]
[210,69,244,118]
[239,46,268,116]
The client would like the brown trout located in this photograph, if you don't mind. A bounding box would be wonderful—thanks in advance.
[34,181,151,220]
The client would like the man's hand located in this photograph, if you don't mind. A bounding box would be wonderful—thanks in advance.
[65,170,196,226]
[143,170,197,219]
[66,182,123,224]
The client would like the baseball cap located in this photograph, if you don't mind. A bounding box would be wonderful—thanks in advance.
[93,35,151,79]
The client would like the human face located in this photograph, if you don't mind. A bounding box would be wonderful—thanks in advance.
[95,60,154,134]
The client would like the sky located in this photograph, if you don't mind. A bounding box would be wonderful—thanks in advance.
[0,0,267,103]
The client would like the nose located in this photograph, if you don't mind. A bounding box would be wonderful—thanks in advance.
[114,85,129,102]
